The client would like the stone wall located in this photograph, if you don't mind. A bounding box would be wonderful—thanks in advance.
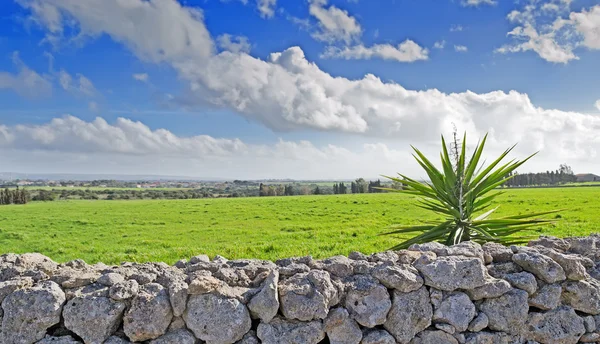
[2,235,600,344]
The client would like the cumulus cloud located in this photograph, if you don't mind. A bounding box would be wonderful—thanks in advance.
[462,0,496,7]
[570,5,600,50]
[132,73,149,82]
[321,40,429,62]
[0,52,52,98]
[596,100,600,111]
[217,34,251,54]
[257,0,277,18]
[13,0,600,169]
[433,40,446,49]
[308,0,362,44]
[58,70,97,96]
[454,45,468,52]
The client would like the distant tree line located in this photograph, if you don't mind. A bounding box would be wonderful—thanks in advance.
[0,188,29,205]
[260,178,395,197]
[503,164,577,187]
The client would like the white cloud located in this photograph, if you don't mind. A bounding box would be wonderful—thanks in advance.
[257,0,276,18]
[433,40,446,49]
[570,5,600,50]
[0,52,52,98]
[217,34,251,54]
[132,73,149,82]
[596,100,600,111]
[321,40,429,62]
[454,45,468,52]
[461,0,496,7]
[309,0,362,44]
[450,24,464,32]
[57,69,97,96]
[14,0,600,171]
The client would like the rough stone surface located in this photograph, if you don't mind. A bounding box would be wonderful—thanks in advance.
[1,281,66,344]
[413,330,459,344]
[467,313,489,332]
[148,329,197,344]
[512,250,566,283]
[183,293,251,344]
[371,264,423,292]
[278,270,338,321]
[384,287,432,343]
[480,289,529,335]
[464,278,511,300]
[36,335,80,343]
[257,317,325,344]
[528,283,561,310]
[248,269,279,323]
[62,295,126,344]
[167,280,188,317]
[502,272,537,295]
[323,307,362,344]
[361,329,396,344]
[561,279,600,314]
[123,283,173,342]
[109,280,139,301]
[344,275,391,328]
[525,306,585,344]
[433,292,476,332]
[415,256,487,291]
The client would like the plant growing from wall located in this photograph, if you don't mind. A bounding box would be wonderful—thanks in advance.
[382,132,559,250]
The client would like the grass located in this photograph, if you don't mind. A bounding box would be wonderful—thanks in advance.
[0,187,598,265]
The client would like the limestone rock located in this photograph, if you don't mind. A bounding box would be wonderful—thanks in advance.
[36,335,80,343]
[15,253,58,274]
[361,329,396,344]
[257,317,325,344]
[123,283,173,342]
[109,280,139,301]
[103,337,131,344]
[321,255,354,278]
[248,269,279,323]
[525,306,585,344]
[344,275,391,328]
[468,313,489,332]
[189,254,210,264]
[415,256,487,291]
[512,251,566,284]
[63,296,126,344]
[371,264,423,292]
[561,279,600,314]
[464,278,511,300]
[502,272,537,295]
[538,248,588,280]
[580,333,600,343]
[480,289,529,335]
[1,281,66,344]
[167,280,188,317]
[148,329,197,344]
[412,330,459,344]
[482,242,513,263]
[528,283,561,310]
[279,270,338,321]
[528,236,570,251]
[384,287,432,344]
[323,308,362,344]
[434,323,456,334]
[97,273,125,287]
[188,275,222,294]
[433,292,476,332]
[235,331,260,344]
[487,262,523,278]
[183,294,251,344]
[464,331,516,344]
[583,315,596,332]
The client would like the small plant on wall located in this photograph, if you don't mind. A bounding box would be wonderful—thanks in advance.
[382,132,559,250]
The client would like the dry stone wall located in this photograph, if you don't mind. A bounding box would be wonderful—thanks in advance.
[3,235,600,343]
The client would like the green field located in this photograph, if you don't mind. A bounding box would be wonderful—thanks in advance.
[0,187,599,265]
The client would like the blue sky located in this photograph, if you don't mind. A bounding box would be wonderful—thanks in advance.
[0,0,599,179]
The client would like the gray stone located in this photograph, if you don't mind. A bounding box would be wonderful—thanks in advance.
[97,273,125,287]
[15,253,58,274]
[565,236,598,255]
[257,317,325,344]
[413,330,459,344]
[248,269,279,322]
[1,281,66,344]
[480,289,529,335]
[123,283,173,342]
[324,308,362,344]
[279,270,338,321]
[184,294,251,344]
[235,331,260,344]
[468,313,489,332]
[512,251,566,283]
[103,337,131,344]
[583,315,596,333]
[168,316,186,331]
[148,329,197,344]
[482,242,513,263]
[464,332,516,344]
[433,292,476,332]
[348,251,368,261]
[528,236,570,251]
[167,280,188,317]
[528,283,561,310]
[344,275,391,328]
[415,256,487,291]
[190,254,210,264]
[321,255,354,278]
[430,288,443,309]
[0,278,34,304]
[63,296,126,344]
[361,329,395,344]
[487,262,523,278]
[539,248,588,280]
[188,275,223,294]
[580,333,600,343]
[371,264,423,292]
[562,279,600,314]
[109,280,139,301]
[465,278,511,300]
[502,272,537,295]
[384,287,432,344]
[35,335,80,343]
[525,306,585,344]
[434,323,456,334]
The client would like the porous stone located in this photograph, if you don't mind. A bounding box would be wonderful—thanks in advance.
[321,255,354,278]
[248,269,279,323]
[371,263,423,292]
[468,313,489,332]
[528,236,570,251]
[97,273,125,287]
[415,256,487,291]
[512,250,566,283]
[561,279,600,314]
[434,323,456,334]
[123,283,173,342]
[1,281,66,344]
[188,275,222,294]
[183,293,251,344]
[464,331,516,344]
[63,295,126,344]
[361,329,395,344]
[464,278,511,300]
[167,280,188,317]
[487,262,523,278]
[109,279,139,301]
[257,317,325,344]
[583,315,596,333]
[482,242,514,263]
[279,270,338,321]
[103,336,131,344]
[412,330,459,344]
[525,306,585,344]
[538,248,588,280]
[344,275,391,328]
[148,329,197,344]
[480,289,529,335]
[502,272,537,295]
[36,335,80,343]
[433,292,476,332]
[383,286,432,344]
[189,254,210,264]
[235,331,260,344]
[528,283,561,310]
[324,307,362,344]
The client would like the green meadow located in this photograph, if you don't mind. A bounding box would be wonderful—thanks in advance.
[0,187,599,265]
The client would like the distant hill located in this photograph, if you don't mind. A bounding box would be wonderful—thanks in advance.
[576,173,600,182]
[0,172,226,182]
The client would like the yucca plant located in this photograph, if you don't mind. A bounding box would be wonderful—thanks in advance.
[382,132,559,250]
